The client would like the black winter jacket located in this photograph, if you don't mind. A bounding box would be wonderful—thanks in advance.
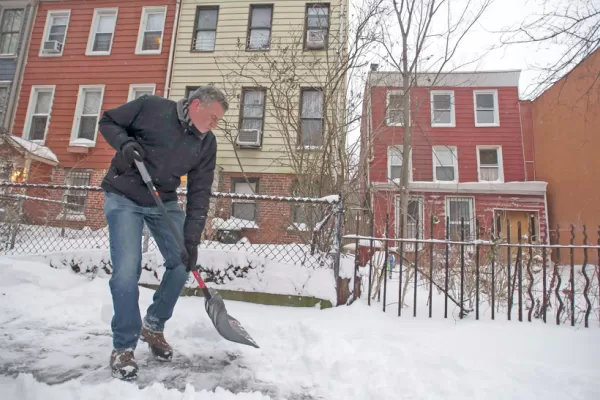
[98,95,217,245]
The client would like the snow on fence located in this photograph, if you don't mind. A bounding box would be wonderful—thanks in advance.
[344,215,600,328]
[0,182,343,273]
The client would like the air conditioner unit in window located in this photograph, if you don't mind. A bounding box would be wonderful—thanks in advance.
[43,40,63,54]
[236,129,261,147]
[306,29,325,49]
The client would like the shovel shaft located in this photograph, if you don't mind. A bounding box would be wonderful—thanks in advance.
[134,159,212,300]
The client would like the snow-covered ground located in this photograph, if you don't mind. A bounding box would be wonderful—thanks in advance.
[1,256,599,399]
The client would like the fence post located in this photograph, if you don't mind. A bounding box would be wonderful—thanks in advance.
[382,213,389,312]
[9,197,24,250]
[331,195,344,287]
[368,210,374,306]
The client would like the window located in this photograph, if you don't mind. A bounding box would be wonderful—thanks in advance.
[299,88,323,148]
[388,146,403,181]
[86,8,118,55]
[473,90,499,126]
[40,10,70,56]
[231,178,258,221]
[386,90,405,126]
[128,84,155,102]
[24,86,55,142]
[477,146,503,182]
[193,6,218,51]
[136,6,167,54]
[247,5,272,50]
[63,170,91,216]
[304,3,329,50]
[239,88,265,142]
[430,91,455,127]
[70,85,104,145]
[185,86,199,98]
[432,146,457,182]
[0,7,24,56]
[0,83,9,125]
[396,196,424,241]
[446,197,474,241]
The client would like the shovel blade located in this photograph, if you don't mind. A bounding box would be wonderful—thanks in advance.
[204,289,259,348]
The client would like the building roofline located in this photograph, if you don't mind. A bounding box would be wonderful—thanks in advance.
[367,69,522,89]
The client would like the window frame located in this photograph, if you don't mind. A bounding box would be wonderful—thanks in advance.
[135,6,167,55]
[191,5,219,52]
[430,90,455,128]
[238,87,267,146]
[386,89,408,126]
[231,177,259,222]
[298,87,324,149]
[387,145,413,183]
[476,145,504,183]
[246,4,273,51]
[69,84,105,147]
[303,2,330,51]
[0,81,10,126]
[0,5,25,57]
[127,83,156,102]
[23,85,56,144]
[62,169,92,217]
[473,89,500,127]
[39,9,71,57]
[445,196,476,241]
[85,8,118,56]
[432,145,458,183]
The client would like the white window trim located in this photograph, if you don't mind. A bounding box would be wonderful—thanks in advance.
[69,85,105,147]
[386,89,409,127]
[23,85,56,144]
[395,195,425,250]
[473,89,500,127]
[445,196,476,240]
[387,145,412,183]
[39,9,71,57]
[85,8,119,56]
[476,145,504,183]
[0,5,26,58]
[432,145,458,183]
[135,6,167,55]
[430,90,456,128]
[127,83,156,102]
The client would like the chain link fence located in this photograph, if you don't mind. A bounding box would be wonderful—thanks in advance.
[0,182,342,271]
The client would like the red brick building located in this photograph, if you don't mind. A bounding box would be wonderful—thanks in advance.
[360,69,549,244]
[10,0,178,228]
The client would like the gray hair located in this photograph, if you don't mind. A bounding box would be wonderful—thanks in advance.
[188,85,229,112]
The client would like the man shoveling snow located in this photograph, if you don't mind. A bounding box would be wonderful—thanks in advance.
[98,86,228,380]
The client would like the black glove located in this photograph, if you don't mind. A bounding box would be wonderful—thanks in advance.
[181,242,198,272]
[121,141,145,165]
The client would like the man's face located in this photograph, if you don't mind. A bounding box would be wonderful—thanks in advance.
[188,99,225,133]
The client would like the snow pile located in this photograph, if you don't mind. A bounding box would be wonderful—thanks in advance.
[211,217,259,230]
[9,135,59,163]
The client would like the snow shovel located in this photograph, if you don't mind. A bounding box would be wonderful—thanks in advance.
[133,158,259,349]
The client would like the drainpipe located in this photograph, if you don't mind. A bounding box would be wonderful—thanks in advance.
[6,0,39,134]
[164,0,181,100]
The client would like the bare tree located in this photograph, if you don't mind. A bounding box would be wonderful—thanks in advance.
[363,0,493,299]
[499,0,600,98]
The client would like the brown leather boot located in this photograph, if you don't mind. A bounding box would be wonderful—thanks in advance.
[140,326,173,361]
[110,349,138,380]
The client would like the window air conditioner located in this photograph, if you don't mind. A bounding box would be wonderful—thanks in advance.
[43,40,63,54]
[236,129,261,147]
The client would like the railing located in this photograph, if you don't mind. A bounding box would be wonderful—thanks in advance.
[0,181,343,273]
[345,215,600,328]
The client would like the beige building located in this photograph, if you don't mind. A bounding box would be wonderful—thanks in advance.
[168,0,349,207]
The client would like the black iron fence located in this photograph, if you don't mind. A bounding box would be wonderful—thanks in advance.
[345,215,600,328]
[0,182,343,272]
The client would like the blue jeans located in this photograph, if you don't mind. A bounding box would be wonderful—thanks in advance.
[103,191,189,351]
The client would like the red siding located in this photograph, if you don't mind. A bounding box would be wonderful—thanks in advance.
[368,86,527,184]
[12,0,176,170]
